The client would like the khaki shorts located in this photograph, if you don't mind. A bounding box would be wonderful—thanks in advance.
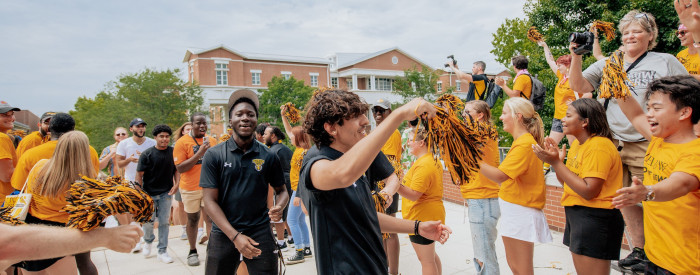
[614,139,649,187]
[180,189,204,214]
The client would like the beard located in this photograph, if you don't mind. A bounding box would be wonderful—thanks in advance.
[133,131,144,138]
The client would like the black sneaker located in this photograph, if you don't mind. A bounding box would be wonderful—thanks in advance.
[287,238,295,247]
[278,242,289,252]
[619,247,646,268]
[630,261,647,273]
[303,247,312,258]
[286,249,305,265]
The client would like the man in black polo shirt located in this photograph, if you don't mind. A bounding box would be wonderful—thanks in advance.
[447,60,490,101]
[136,124,178,264]
[263,126,294,251]
[201,89,288,274]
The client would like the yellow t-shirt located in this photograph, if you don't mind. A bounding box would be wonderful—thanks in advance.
[461,138,499,199]
[561,136,622,208]
[26,159,70,224]
[381,130,403,158]
[642,137,700,275]
[173,135,217,191]
[513,74,532,99]
[290,147,307,191]
[11,140,99,191]
[676,48,700,75]
[498,133,545,209]
[553,71,580,120]
[401,153,445,224]
[16,131,47,160]
[0,133,17,204]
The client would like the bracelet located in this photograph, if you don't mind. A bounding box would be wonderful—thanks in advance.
[414,220,421,237]
[232,232,241,242]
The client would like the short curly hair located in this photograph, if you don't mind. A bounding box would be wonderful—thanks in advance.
[303,89,369,147]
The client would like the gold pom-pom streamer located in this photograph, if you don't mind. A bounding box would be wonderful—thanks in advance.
[599,50,632,99]
[64,175,154,231]
[422,94,494,186]
[0,205,25,225]
[219,134,231,142]
[283,102,302,124]
[527,26,544,43]
[591,20,616,41]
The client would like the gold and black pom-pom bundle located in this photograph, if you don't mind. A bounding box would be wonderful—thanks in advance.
[0,205,25,225]
[421,94,493,186]
[527,26,544,43]
[599,50,632,99]
[219,134,231,142]
[64,175,154,231]
[591,20,616,41]
[283,102,302,124]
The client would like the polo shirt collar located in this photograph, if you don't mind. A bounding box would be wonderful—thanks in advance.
[318,145,343,161]
[227,138,260,154]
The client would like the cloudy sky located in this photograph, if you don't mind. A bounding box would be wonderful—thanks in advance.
[1,0,527,116]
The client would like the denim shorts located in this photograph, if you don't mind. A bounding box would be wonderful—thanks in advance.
[551,118,563,133]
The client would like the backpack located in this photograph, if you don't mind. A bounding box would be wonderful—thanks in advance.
[484,78,502,108]
[521,74,546,111]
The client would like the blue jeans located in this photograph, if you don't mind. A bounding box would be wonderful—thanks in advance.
[143,193,172,253]
[467,198,501,275]
[287,191,310,248]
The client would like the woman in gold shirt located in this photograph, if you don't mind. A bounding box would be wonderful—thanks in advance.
[18,131,96,274]
[398,127,445,275]
[533,98,624,275]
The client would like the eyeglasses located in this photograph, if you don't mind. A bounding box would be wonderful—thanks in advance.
[677,30,688,36]
[635,13,650,23]
[115,133,127,136]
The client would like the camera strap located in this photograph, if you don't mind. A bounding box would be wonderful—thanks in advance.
[604,51,648,110]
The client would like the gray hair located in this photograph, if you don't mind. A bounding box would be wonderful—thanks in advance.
[618,10,658,51]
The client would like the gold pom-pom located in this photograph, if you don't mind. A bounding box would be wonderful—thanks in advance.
[527,26,544,43]
[591,20,616,41]
[599,50,632,99]
[283,102,302,124]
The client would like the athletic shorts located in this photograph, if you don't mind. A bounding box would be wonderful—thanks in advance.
[180,189,204,213]
[385,193,399,215]
[551,118,563,133]
[174,190,182,202]
[563,205,624,260]
[15,214,67,271]
[409,234,434,245]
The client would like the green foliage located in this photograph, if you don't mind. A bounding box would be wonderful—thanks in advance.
[70,68,203,151]
[393,65,450,103]
[490,0,680,146]
[257,76,315,141]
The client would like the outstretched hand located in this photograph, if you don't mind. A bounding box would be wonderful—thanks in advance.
[676,0,700,33]
[400,98,437,121]
[418,221,452,244]
[612,176,647,208]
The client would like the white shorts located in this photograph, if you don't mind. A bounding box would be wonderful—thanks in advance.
[497,198,553,243]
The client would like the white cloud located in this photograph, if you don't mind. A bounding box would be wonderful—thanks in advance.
[0,0,527,116]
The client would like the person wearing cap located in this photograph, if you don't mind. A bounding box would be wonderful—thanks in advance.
[372,97,403,275]
[15,112,55,159]
[173,112,218,266]
[676,23,700,80]
[200,89,288,274]
[9,113,100,275]
[0,101,20,205]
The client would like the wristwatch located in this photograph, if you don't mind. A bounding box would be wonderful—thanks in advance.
[644,185,655,201]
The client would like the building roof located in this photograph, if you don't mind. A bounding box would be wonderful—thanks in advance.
[183,45,331,64]
[333,47,433,70]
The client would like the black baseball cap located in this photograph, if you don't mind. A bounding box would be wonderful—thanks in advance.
[0,101,20,114]
[129,118,147,127]
[40,112,56,122]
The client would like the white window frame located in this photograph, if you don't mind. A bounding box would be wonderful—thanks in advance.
[437,81,442,92]
[215,61,229,86]
[251,70,262,85]
[456,80,461,91]
[375,78,393,91]
[331,77,338,88]
[281,71,292,80]
[346,79,353,89]
[309,73,319,87]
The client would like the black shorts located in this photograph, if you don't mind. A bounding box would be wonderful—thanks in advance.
[205,223,279,274]
[563,205,624,260]
[409,234,434,245]
[14,214,66,271]
[385,193,399,215]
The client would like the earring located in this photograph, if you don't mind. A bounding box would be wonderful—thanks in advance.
[332,131,336,135]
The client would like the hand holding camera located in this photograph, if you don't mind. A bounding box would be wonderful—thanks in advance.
[568,31,595,55]
[444,55,457,68]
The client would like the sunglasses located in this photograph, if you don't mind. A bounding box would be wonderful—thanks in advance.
[115,133,127,136]
[677,30,688,36]
[635,13,650,23]
[373,108,388,114]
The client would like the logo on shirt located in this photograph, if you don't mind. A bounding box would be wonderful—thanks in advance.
[224,162,232,168]
[252,159,265,171]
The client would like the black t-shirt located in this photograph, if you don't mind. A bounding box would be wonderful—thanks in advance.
[200,139,285,234]
[298,145,393,274]
[269,142,293,192]
[137,146,176,196]
[467,74,489,101]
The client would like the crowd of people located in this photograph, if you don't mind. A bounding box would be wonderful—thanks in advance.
[1,2,700,275]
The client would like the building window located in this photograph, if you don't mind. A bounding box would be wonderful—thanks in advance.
[331,77,338,88]
[310,73,319,87]
[346,79,353,89]
[189,63,194,83]
[216,63,228,86]
[281,71,292,80]
[251,70,261,85]
[437,81,442,92]
[375,78,393,91]
[456,80,461,91]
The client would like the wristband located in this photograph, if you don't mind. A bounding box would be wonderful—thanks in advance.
[232,232,241,242]
[414,220,421,237]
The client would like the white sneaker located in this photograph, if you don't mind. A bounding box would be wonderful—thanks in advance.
[180,229,187,240]
[196,230,204,243]
[131,240,143,253]
[142,242,153,258]
[157,252,174,264]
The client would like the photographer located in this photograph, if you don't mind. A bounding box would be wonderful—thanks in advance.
[447,59,490,101]
[568,10,687,273]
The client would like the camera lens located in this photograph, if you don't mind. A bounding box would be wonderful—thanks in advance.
[569,32,592,44]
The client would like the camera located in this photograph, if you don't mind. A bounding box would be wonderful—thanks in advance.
[568,31,595,55]
[444,55,457,68]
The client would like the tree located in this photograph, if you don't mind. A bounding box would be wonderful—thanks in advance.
[70,68,203,151]
[393,65,452,103]
[257,76,315,131]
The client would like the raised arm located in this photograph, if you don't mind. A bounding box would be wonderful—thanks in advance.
[538,41,559,74]
[568,43,597,93]
[447,61,474,83]
[309,98,436,191]
[495,77,520,98]
[280,105,295,143]
[592,28,605,61]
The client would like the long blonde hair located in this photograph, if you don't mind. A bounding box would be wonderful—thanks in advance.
[503,97,544,146]
[34,131,96,198]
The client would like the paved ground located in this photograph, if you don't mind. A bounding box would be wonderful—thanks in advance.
[91,201,628,274]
